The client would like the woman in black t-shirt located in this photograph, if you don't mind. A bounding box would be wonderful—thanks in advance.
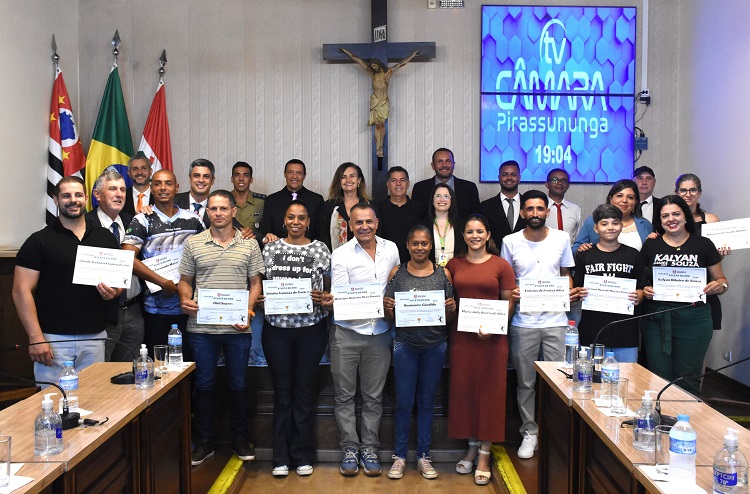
[640,195,728,394]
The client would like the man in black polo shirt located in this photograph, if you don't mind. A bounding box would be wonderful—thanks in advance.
[376,166,424,261]
[13,176,123,384]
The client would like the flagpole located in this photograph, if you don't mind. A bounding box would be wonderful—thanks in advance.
[111,30,121,67]
[159,49,167,84]
[51,34,59,70]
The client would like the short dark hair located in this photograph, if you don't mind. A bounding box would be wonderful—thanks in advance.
[189,158,215,177]
[592,204,623,223]
[431,148,454,164]
[406,224,431,243]
[285,159,307,175]
[232,161,253,176]
[128,153,151,169]
[633,166,656,179]
[350,201,377,218]
[499,160,520,173]
[208,189,236,208]
[387,166,410,181]
[520,189,548,208]
[606,179,641,217]
[546,168,569,181]
[54,176,85,197]
[285,199,310,216]
[655,195,697,235]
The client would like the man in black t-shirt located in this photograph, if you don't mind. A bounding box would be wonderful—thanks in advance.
[376,166,424,262]
[13,176,123,384]
[574,204,645,362]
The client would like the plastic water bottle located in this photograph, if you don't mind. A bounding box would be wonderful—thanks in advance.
[135,344,155,389]
[168,324,183,369]
[58,361,79,411]
[564,320,579,369]
[633,390,660,451]
[574,350,592,393]
[669,414,697,482]
[34,393,63,456]
[713,427,748,493]
[600,351,619,383]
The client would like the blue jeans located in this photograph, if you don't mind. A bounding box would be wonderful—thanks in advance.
[249,307,266,365]
[190,332,252,444]
[34,331,107,386]
[393,339,447,458]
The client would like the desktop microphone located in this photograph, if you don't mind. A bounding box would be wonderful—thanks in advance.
[588,301,705,383]
[654,353,750,426]
[6,337,138,385]
[0,373,80,430]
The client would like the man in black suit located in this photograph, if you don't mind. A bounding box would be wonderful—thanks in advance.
[634,165,660,230]
[86,168,144,362]
[480,159,526,249]
[123,154,154,216]
[411,148,481,220]
[174,158,216,226]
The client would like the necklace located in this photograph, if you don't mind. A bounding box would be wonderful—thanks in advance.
[663,234,689,251]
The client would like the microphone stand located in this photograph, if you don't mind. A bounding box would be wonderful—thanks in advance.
[0,372,80,430]
[6,337,138,385]
[589,301,704,383]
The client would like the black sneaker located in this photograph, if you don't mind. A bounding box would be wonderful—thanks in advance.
[231,439,256,461]
[191,442,215,466]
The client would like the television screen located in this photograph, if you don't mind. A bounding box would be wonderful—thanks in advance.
[480,6,637,183]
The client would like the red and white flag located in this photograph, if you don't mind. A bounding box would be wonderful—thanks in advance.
[138,80,172,172]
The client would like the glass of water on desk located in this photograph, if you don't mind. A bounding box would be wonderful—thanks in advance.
[153,345,169,376]
[0,435,10,488]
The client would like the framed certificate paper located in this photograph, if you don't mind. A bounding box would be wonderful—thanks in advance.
[519,277,570,312]
[581,275,637,315]
[332,283,384,320]
[73,246,134,289]
[457,298,510,334]
[263,278,313,315]
[394,290,446,328]
[652,267,706,303]
[197,289,250,325]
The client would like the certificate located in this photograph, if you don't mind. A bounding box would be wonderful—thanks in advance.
[519,277,570,312]
[394,290,446,328]
[73,246,134,289]
[581,275,637,315]
[702,217,750,251]
[197,289,249,325]
[263,278,313,315]
[652,267,706,303]
[332,283,384,320]
[457,298,509,334]
[142,249,182,293]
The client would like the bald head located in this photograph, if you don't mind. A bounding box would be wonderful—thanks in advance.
[150,169,178,207]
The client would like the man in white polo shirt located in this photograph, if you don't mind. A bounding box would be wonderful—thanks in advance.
[326,203,400,477]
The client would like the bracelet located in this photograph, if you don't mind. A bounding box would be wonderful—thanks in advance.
[247,309,255,318]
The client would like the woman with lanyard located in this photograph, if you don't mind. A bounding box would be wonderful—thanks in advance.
[573,179,653,253]
[446,214,516,485]
[383,225,456,480]
[640,195,728,394]
[318,162,373,251]
[257,200,331,477]
[675,173,730,330]
[422,183,465,267]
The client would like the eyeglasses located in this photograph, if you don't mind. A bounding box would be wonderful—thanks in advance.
[677,187,700,195]
[548,178,569,184]
[434,194,452,200]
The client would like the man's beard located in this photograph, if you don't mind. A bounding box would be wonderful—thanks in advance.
[525,217,546,229]
[59,203,85,219]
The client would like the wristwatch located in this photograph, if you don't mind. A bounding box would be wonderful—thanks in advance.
[719,281,728,293]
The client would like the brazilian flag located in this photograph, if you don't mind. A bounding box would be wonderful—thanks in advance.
[85,66,133,209]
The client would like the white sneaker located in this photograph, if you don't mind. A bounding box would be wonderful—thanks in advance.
[517,432,538,459]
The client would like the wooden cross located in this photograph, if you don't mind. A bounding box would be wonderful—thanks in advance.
[324,0,436,201]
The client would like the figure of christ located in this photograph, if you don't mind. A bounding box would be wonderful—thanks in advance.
[340,48,420,158]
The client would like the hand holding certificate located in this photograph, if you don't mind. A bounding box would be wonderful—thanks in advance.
[457,298,509,334]
[73,246,134,289]
[141,249,182,293]
[197,289,250,326]
[519,277,570,312]
[263,279,313,315]
[332,283,384,320]
[702,217,750,251]
[652,267,706,303]
[394,290,446,327]
[581,275,637,315]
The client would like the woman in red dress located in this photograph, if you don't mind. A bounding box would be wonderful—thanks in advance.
[446,214,516,485]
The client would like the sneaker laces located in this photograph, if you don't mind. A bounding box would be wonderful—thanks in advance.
[391,456,405,468]
[343,449,358,461]
[361,450,378,462]
[418,454,435,470]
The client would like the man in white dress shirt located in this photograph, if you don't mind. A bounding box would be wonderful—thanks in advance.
[544,168,582,243]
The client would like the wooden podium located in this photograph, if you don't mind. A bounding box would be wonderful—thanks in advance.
[0,362,194,494]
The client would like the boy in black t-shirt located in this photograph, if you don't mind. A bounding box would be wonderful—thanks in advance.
[574,204,645,362]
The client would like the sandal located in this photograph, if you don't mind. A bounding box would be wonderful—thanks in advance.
[456,440,480,474]
[474,448,492,486]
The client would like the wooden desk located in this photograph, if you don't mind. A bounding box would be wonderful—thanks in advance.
[0,362,194,494]
[9,462,64,494]
[635,465,713,493]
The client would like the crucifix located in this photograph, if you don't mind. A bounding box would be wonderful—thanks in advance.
[324,0,436,201]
